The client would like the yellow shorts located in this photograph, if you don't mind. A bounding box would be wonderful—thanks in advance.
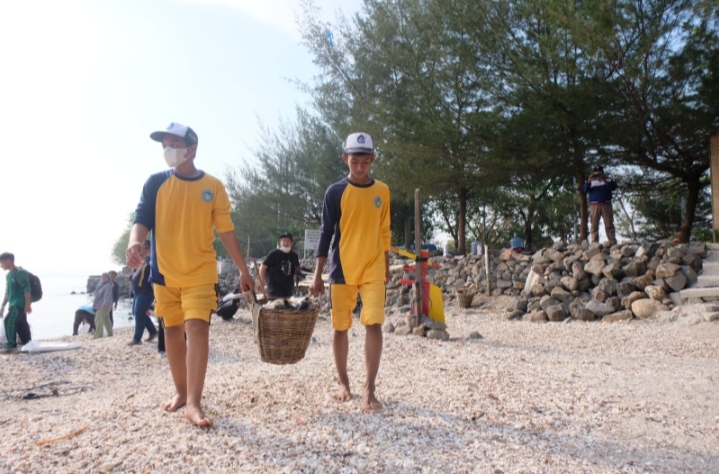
[330,281,386,331]
[153,284,217,328]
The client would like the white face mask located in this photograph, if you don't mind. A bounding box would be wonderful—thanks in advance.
[279,246,291,253]
[164,146,190,168]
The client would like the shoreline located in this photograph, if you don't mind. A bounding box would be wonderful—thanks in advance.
[2,299,718,472]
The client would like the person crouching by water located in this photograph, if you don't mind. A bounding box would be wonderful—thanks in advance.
[259,232,301,299]
[93,273,114,338]
[73,304,95,335]
[128,241,158,346]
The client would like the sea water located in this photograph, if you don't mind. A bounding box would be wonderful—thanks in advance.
[0,272,134,340]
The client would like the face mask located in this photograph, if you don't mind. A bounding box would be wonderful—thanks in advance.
[279,246,291,253]
[164,146,190,168]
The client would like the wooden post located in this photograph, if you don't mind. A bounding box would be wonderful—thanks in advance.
[412,189,422,327]
[247,235,251,259]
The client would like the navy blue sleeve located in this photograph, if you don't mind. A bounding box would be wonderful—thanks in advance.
[316,181,346,258]
[582,181,590,194]
[608,179,617,191]
[134,171,172,231]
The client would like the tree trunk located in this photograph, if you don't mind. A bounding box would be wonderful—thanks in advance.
[577,172,588,242]
[524,214,533,251]
[458,187,467,254]
[679,176,700,243]
[404,215,412,249]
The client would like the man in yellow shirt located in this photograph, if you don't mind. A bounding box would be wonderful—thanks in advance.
[310,132,391,412]
[126,122,254,427]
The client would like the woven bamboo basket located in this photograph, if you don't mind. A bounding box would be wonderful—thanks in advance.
[249,293,320,365]
[455,287,475,309]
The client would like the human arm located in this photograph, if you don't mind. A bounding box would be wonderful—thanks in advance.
[218,231,254,293]
[259,265,268,289]
[310,257,327,296]
[126,223,150,269]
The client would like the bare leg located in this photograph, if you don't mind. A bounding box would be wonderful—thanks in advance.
[332,329,351,402]
[363,324,383,412]
[183,319,212,427]
[162,325,187,412]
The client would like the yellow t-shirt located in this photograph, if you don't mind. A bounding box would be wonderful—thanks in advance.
[316,177,391,285]
[134,170,234,287]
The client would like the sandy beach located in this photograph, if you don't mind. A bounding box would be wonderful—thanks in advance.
[1,297,718,473]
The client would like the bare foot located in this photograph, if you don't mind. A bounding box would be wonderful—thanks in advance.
[185,403,213,427]
[332,382,352,403]
[362,387,382,412]
[162,394,186,412]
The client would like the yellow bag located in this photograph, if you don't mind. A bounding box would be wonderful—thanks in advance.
[427,283,445,324]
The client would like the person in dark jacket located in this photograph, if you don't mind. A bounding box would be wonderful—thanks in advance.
[108,270,121,327]
[259,232,301,299]
[582,165,618,245]
[128,241,158,345]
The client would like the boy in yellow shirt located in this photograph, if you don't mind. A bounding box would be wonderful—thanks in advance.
[126,122,254,427]
[310,132,390,412]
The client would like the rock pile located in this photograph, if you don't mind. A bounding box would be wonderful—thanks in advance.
[502,240,705,322]
[383,315,450,341]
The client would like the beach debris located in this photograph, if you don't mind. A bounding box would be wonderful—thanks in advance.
[35,425,89,446]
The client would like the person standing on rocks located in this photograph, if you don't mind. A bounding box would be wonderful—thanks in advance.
[582,165,618,245]
[260,232,301,299]
[127,240,158,346]
[0,253,33,351]
[310,132,391,412]
[126,122,254,427]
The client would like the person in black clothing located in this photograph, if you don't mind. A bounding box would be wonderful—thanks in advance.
[109,270,120,326]
[260,232,301,299]
[127,241,158,346]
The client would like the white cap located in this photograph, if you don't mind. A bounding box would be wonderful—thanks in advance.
[150,122,198,146]
[343,132,374,154]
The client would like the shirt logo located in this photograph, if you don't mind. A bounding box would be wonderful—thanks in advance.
[374,196,382,208]
[202,190,214,203]
[357,134,365,144]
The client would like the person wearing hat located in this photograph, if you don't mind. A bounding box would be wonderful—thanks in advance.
[582,165,618,244]
[125,122,255,427]
[259,232,301,299]
[310,132,391,412]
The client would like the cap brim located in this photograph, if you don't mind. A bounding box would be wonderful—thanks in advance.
[150,131,169,142]
[344,147,374,154]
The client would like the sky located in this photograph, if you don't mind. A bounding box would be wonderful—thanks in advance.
[0,0,363,275]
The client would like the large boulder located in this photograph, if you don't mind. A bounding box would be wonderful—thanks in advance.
[526,310,548,323]
[551,286,572,301]
[602,262,623,280]
[530,283,546,297]
[546,305,568,322]
[623,261,647,277]
[680,266,698,285]
[664,272,687,292]
[644,285,666,301]
[597,278,618,296]
[605,296,622,312]
[631,299,668,319]
[540,295,560,310]
[585,299,616,317]
[633,272,655,291]
[621,291,647,309]
[602,310,633,323]
[506,297,528,312]
[616,282,637,299]
[655,263,681,279]
[572,260,588,281]
[584,259,605,277]
[560,276,579,291]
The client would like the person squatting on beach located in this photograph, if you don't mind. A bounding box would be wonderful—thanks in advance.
[310,132,391,412]
[93,273,114,338]
[127,240,158,346]
[73,304,96,335]
[126,122,254,427]
[0,253,33,350]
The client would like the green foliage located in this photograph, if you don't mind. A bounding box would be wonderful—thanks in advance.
[111,213,134,265]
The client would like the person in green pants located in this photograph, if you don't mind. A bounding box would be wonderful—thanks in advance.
[93,273,114,338]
